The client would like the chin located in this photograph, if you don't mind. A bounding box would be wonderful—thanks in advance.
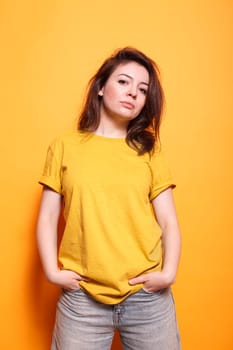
[118,112,138,120]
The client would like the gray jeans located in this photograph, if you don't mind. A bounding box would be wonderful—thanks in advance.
[51,287,181,350]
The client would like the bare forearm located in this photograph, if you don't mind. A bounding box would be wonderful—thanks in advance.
[36,188,87,291]
[161,223,181,283]
[37,219,59,280]
[152,188,182,285]
[36,188,62,281]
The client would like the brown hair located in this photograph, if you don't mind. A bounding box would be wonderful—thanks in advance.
[78,47,164,155]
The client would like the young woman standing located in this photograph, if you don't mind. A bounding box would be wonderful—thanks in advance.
[37,47,181,349]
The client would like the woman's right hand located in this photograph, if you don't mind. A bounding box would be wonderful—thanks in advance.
[48,269,89,291]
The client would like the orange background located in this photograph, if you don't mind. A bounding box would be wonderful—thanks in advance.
[0,1,233,349]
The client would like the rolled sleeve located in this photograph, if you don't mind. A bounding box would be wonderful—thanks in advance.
[39,138,63,194]
[149,149,176,201]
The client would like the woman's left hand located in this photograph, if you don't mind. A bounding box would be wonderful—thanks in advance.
[128,271,175,293]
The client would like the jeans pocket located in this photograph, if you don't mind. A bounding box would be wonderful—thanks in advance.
[142,287,154,294]
[142,287,165,295]
[62,287,82,294]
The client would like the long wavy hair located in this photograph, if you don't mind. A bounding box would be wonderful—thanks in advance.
[78,47,164,155]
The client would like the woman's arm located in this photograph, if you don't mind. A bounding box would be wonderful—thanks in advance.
[129,188,181,291]
[37,187,87,291]
[153,187,181,283]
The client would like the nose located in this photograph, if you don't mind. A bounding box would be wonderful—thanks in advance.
[128,85,137,99]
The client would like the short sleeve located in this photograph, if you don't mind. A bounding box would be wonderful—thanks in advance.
[149,149,176,201]
[39,138,63,194]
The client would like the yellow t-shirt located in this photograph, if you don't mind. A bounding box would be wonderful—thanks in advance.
[39,131,175,304]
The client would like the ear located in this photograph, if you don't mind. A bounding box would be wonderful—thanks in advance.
[98,89,104,96]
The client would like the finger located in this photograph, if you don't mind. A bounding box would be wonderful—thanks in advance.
[80,276,90,281]
[70,272,83,279]
[72,272,90,281]
[68,280,80,289]
[129,275,147,285]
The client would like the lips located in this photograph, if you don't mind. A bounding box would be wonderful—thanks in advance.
[120,101,135,109]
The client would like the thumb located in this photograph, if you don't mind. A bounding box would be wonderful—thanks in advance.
[71,272,84,280]
[129,275,147,285]
[73,272,90,281]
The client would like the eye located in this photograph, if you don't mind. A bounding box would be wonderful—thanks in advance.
[139,87,148,95]
[118,79,128,85]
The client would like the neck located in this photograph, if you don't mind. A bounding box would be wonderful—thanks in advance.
[95,110,129,138]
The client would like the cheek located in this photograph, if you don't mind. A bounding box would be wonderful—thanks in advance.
[138,96,147,110]
[103,87,119,104]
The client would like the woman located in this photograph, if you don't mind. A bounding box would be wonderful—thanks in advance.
[37,47,181,349]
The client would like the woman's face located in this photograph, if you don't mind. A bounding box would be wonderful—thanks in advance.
[99,61,149,123]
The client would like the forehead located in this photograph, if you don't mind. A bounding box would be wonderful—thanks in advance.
[111,61,149,82]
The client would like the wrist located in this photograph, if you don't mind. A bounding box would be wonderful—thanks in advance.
[161,270,176,285]
[46,268,60,283]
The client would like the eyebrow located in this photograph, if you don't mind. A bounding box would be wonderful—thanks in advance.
[118,73,149,86]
